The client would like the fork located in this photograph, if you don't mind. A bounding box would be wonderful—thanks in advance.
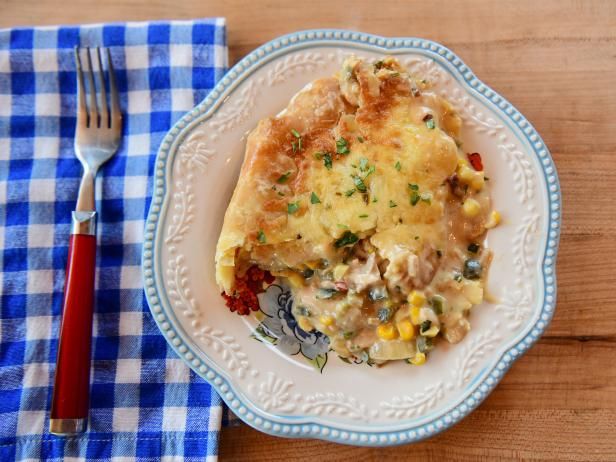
[49,47,122,435]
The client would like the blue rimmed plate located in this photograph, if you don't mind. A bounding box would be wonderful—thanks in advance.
[142,30,561,446]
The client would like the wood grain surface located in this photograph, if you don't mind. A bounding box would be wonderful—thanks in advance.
[3,1,615,460]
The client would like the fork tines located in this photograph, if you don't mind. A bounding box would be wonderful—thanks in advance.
[74,47,121,130]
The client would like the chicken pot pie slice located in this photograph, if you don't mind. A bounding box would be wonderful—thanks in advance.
[215,56,498,365]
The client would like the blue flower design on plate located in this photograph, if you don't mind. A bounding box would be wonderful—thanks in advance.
[253,283,330,372]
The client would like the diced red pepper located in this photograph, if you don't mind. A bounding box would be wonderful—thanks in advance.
[467,152,483,171]
[222,266,274,315]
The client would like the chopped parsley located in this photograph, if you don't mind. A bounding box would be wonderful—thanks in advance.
[323,153,333,170]
[352,175,367,192]
[424,114,436,130]
[410,190,420,206]
[408,183,419,191]
[277,191,285,196]
[414,236,419,240]
[359,157,369,172]
[310,192,321,204]
[357,136,365,143]
[257,229,266,244]
[314,151,324,160]
[276,171,292,184]
[389,200,397,208]
[287,201,300,214]
[345,189,356,197]
[337,223,349,229]
[336,137,350,155]
[390,72,400,77]
[372,196,378,203]
[290,129,302,152]
[334,230,359,248]
[395,161,402,171]
[358,214,369,218]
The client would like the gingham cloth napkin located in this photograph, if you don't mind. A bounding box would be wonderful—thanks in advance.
[0,20,228,461]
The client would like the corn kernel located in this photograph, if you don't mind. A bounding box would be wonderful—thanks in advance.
[457,165,475,183]
[410,306,421,325]
[409,352,426,365]
[408,290,426,307]
[470,174,485,191]
[462,198,481,217]
[457,157,469,169]
[319,315,335,327]
[396,319,415,341]
[333,264,349,281]
[485,210,501,229]
[297,316,313,332]
[376,323,398,340]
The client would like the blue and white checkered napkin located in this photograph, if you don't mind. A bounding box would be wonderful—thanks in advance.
[0,20,227,461]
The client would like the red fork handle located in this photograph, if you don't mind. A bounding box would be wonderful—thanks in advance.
[50,211,97,435]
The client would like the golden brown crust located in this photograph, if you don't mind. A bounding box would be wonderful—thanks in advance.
[215,57,463,293]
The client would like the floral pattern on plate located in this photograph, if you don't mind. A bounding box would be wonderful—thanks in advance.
[253,283,330,372]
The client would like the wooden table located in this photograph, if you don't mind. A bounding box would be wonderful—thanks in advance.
[4,1,615,460]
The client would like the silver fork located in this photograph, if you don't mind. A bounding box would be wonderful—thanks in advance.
[49,47,122,436]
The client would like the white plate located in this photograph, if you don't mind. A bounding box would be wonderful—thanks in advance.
[143,30,561,446]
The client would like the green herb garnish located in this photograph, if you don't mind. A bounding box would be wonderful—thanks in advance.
[323,153,333,170]
[314,151,324,160]
[390,72,400,77]
[291,128,301,138]
[425,117,435,129]
[287,201,300,214]
[419,320,432,334]
[414,236,419,240]
[345,189,356,197]
[276,171,292,184]
[359,157,369,172]
[334,231,359,248]
[336,137,350,155]
[410,191,420,206]
[357,136,365,143]
[257,229,266,244]
[408,183,419,191]
[395,161,401,171]
[310,192,321,204]
[352,175,367,192]
[389,200,397,208]
[358,214,368,218]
